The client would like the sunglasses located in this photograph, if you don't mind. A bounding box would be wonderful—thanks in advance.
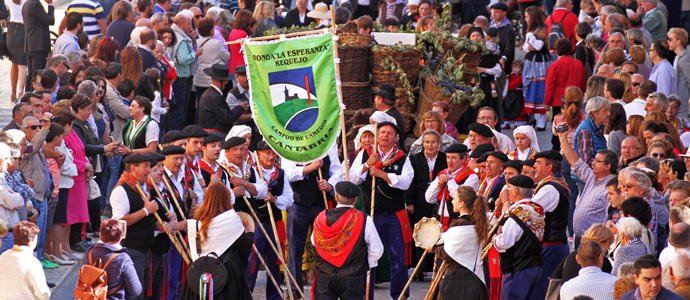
[29,125,42,130]
[632,82,640,87]
[651,153,666,158]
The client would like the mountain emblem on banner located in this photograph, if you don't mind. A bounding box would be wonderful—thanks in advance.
[268,66,319,132]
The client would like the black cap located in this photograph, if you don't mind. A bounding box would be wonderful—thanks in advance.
[445,143,468,154]
[489,2,508,11]
[377,121,400,134]
[148,152,166,165]
[487,151,509,163]
[522,158,536,168]
[507,175,535,189]
[485,27,498,38]
[123,153,150,165]
[203,134,223,145]
[335,181,361,198]
[468,123,494,138]
[182,125,209,138]
[470,143,495,159]
[477,153,489,164]
[162,130,187,144]
[534,150,563,161]
[161,145,186,156]
[371,84,398,101]
[256,140,272,151]
[235,65,247,75]
[223,137,246,149]
[503,160,523,173]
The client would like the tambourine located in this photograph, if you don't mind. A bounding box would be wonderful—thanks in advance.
[413,217,443,249]
[237,211,255,233]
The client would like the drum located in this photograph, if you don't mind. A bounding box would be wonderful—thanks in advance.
[413,217,443,249]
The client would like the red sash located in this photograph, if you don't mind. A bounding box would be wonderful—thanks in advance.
[395,209,413,265]
[313,208,365,267]
[436,167,477,202]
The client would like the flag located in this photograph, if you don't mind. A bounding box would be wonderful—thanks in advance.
[243,34,341,163]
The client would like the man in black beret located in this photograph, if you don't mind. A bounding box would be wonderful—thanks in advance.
[160,145,204,219]
[464,107,517,153]
[199,134,233,193]
[469,143,495,177]
[161,130,188,148]
[467,123,495,152]
[373,83,406,149]
[493,174,545,300]
[311,181,383,300]
[477,151,509,211]
[248,140,294,299]
[531,149,570,296]
[110,152,160,293]
[503,160,523,180]
[182,124,209,191]
[425,143,479,229]
[222,136,268,217]
[522,159,537,180]
[489,0,515,80]
[349,120,413,299]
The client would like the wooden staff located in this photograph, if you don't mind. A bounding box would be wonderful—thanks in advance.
[254,151,295,300]
[328,4,350,180]
[225,29,330,45]
[424,261,447,300]
[398,221,443,300]
[162,175,188,222]
[148,178,193,260]
[365,127,378,300]
[132,183,191,265]
[252,244,285,299]
[317,168,329,208]
[481,208,507,260]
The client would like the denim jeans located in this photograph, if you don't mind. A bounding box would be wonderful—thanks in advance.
[0,232,13,254]
[32,198,47,259]
[104,154,122,209]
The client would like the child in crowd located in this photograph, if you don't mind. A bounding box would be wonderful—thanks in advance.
[503,60,528,128]
[145,68,169,124]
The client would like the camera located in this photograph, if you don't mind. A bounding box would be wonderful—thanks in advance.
[554,124,569,133]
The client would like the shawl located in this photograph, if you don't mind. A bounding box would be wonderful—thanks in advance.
[187,209,244,261]
[443,224,485,284]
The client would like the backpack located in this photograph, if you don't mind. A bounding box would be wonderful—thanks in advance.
[185,220,230,297]
[74,249,121,300]
[548,12,571,51]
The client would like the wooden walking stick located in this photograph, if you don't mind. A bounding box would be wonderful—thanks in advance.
[365,126,378,300]
[317,168,329,208]
[252,244,285,299]
[132,183,191,265]
[424,261,447,300]
[161,175,188,222]
[254,151,295,300]
[148,178,193,259]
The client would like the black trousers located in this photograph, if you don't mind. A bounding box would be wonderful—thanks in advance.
[26,50,49,92]
[313,273,364,300]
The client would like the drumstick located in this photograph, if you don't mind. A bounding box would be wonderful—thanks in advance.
[252,244,285,299]
[398,249,429,300]
[424,261,447,300]
[366,130,378,300]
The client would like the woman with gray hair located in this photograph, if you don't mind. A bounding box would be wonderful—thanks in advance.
[612,217,650,275]
[573,96,610,164]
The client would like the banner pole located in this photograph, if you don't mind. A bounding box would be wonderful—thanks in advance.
[329,5,350,181]
[225,29,329,45]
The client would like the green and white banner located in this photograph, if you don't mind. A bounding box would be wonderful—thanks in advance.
[243,34,341,163]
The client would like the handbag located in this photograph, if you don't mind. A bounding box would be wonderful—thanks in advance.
[545,254,571,300]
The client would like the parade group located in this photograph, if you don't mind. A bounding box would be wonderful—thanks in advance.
[0,0,690,299]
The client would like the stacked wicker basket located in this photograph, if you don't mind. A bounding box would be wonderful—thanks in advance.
[338,33,372,112]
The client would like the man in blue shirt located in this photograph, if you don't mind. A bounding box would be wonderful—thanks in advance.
[649,39,675,96]
[53,13,82,55]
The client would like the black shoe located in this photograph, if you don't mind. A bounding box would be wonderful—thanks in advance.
[527,120,537,128]
[47,282,55,288]
[536,127,546,131]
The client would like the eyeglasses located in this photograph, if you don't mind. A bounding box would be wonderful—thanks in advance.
[621,146,641,150]
[424,119,440,123]
[624,183,638,189]
[194,14,203,18]
[28,125,42,130]
[478,116,495,121]
[670,105,680,110]
[651,153,666,158]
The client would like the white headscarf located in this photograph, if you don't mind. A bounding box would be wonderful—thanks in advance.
[227,125,252,141]
[354,125,376,151]
[513,125,540,152]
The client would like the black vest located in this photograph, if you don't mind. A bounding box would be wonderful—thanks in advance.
[361,151,407,214]
[122,118,157,150]
[498,214,543,274]
[314,207,369,277]
[119,183,157,251]
[291,156,333,207]
[150,185,172,254]
[232,168,260,215]
[536,180,570,244]
[199,162,232,192]
[256,168,285,223]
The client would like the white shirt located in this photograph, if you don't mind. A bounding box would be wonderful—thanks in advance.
[283,143,344,188]
[311,204,383,268]
[532,178,560,213]
[260,165,294,211]
[559,266,617,300]
[199,159,236,204]
[659,245,675,268]
[493,198,531,252]
[0,246,50,300]
[110,181,149,220]
[127,115,159,148]
[7,0,26,23]
[164,166,205,206]
[349,145,413,191]
[151,91,167,123]
[624,98,647,118]
[425,167,480,218]
[224,163,268,200]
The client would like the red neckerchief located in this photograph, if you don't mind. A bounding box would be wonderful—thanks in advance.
[185,155,199,173]
[245,150,256,169]
[199,158,219,176]
[364,144,404,168]
[118,171,142,192]
[262,165,280,185]
[313,207,365,267]
[436,167,476,202]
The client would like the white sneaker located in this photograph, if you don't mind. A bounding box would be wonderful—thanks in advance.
[62,250,83,260]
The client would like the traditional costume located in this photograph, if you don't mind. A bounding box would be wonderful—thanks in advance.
[220,137,268,216]
[506,126,540,160]
[198,135,234,198]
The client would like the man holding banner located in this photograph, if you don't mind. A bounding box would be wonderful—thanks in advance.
[349,121,414,299]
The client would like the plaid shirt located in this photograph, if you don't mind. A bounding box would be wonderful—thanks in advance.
[575,123,605,165]
[378,0,409,22]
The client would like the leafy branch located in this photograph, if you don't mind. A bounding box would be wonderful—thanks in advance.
[426,54,484,107]
[381,56,415,104]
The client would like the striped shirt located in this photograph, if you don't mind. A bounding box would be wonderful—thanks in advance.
[559,266,617,300]
[65,0,105,40]
[572,158,615,237]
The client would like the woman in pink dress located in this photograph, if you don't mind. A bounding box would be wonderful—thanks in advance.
[63,97,93,231]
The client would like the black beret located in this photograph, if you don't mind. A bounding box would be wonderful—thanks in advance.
[468,123,494,138]
[161,145,186,156]
[335,181,361,198]
[503,160,523,172]
[377,121,400,134]
[445,143,468,154]
[148,152,166,165]
[489,2,508,11]
[534,150,563,161]
[223,137,247,149]
[161,130,187,144]
[182,125,209,138]
[470,143,495,159]
[487,151,509,162]
[477,153,489,164]
[522,158,536,168]
[256,140,271,151]
[507,175,535,189]
[203,134,223,145]
[485,27,499,38]
[123,153,150,165]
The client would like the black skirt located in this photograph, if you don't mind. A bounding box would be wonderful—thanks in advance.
[7,22,26,65]
[52,188,69,224]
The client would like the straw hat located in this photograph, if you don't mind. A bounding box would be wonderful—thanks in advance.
[307,2,331,19]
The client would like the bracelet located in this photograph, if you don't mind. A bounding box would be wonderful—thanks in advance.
[143,208,149,216]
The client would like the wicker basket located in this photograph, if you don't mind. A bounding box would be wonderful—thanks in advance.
[395,90,417,134]
[457,48,482,71]
[341,82,372,111]
[417,76,470,125]
[337,33,372,47]
[371,46,422,88]
[339,45,370,83]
